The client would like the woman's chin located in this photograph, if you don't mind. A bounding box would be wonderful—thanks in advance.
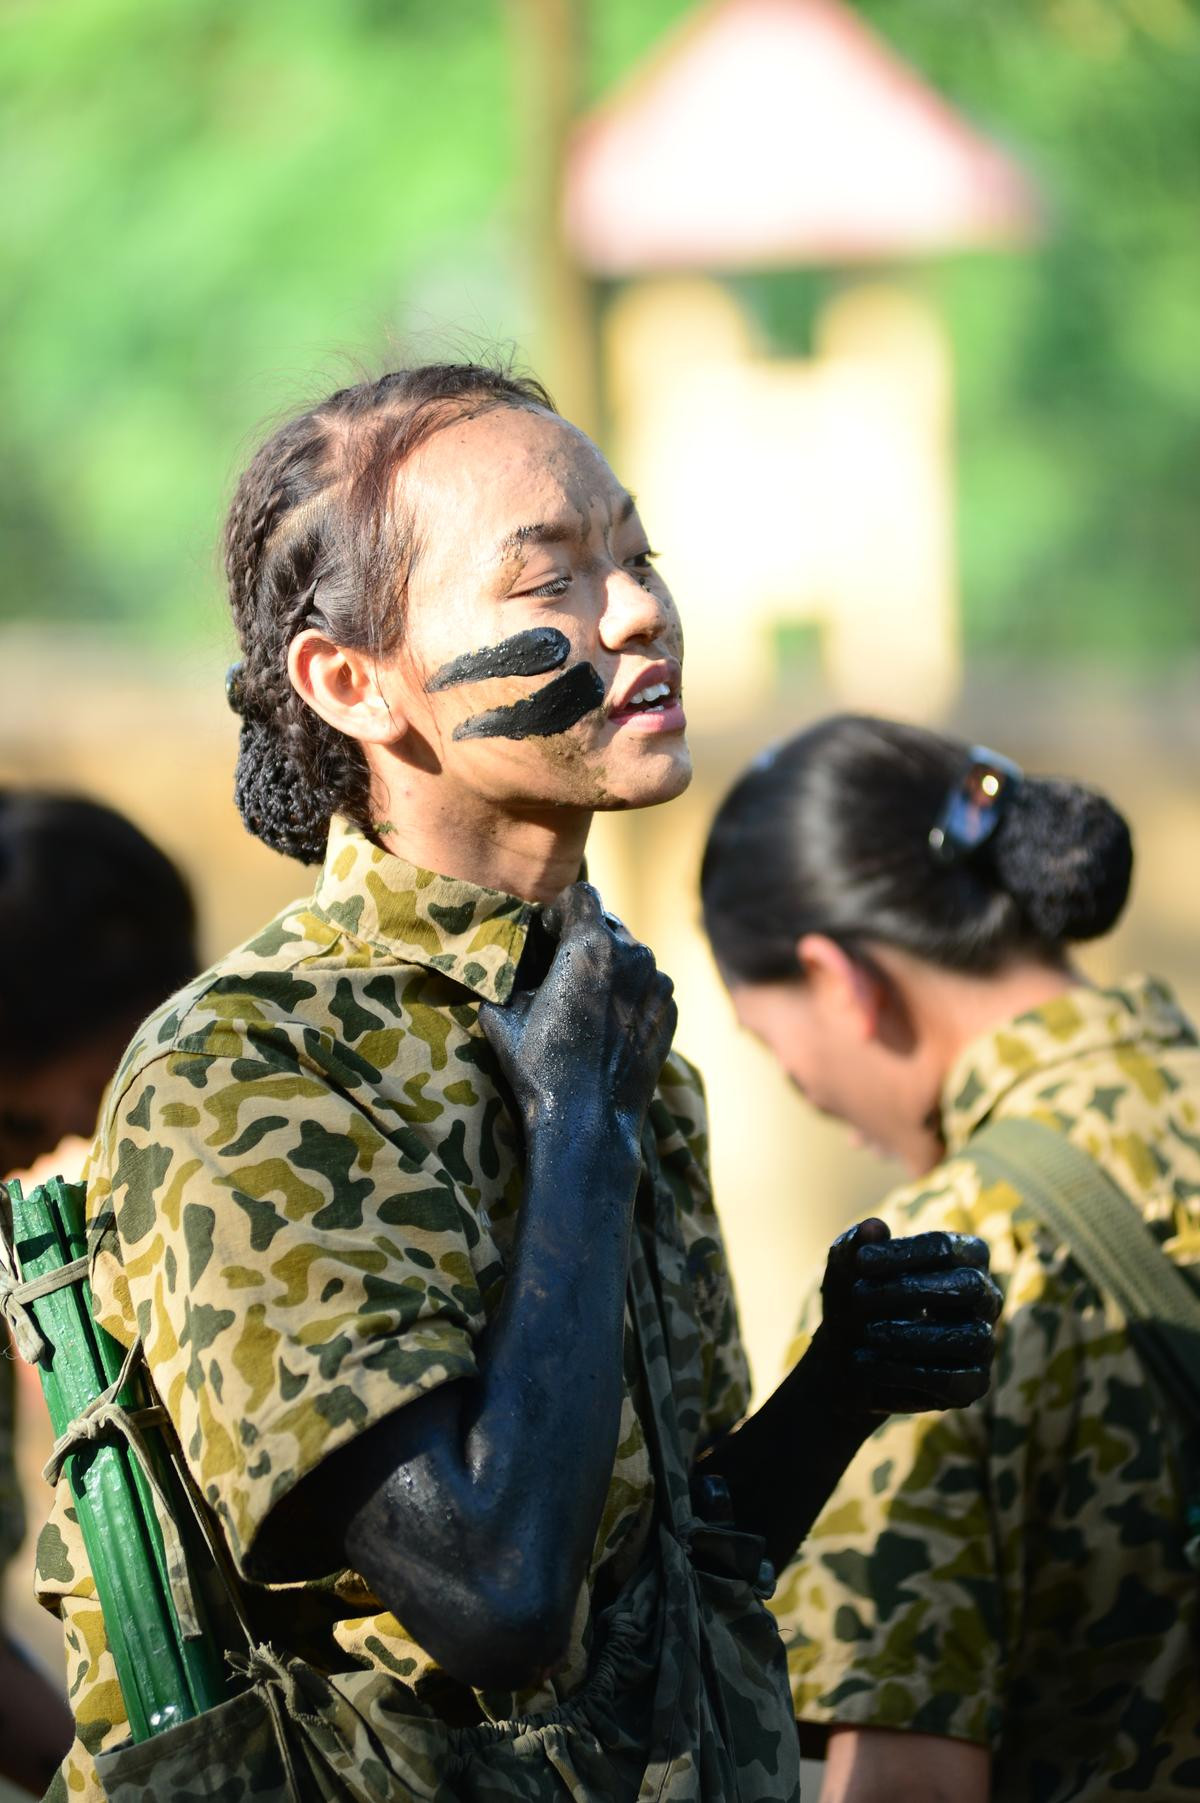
[598,746,694,812]
[469,753,692,817]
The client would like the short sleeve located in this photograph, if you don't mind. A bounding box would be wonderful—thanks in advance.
[87,1051,486,1578]
[771,1157,1012,1749]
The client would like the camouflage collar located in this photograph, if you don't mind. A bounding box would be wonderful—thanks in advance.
[311,816,535,1005]
[940,975,1196,1153]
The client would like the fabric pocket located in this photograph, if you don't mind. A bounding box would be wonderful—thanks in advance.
[94,1681,299,1802]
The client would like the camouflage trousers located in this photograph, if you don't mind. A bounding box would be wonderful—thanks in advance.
[93,1513,799,1802]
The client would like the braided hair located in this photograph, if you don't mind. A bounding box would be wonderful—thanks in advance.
[224,363,556,863]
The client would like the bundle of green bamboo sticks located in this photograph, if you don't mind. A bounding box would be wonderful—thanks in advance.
[2,1174,233,1741]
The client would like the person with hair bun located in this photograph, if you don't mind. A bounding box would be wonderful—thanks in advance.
[700,712,1200,1803]
[39,374,998,1801]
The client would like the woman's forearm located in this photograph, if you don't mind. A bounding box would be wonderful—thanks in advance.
[702,1226,1000,1574]
[821,1726,991,1803]
[337,1127,642,1688]
[698,1329,877,1572]
[461,1130,643,1589]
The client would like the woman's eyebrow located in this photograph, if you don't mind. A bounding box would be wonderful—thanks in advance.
[494,519,574,563]
[493,492,638,564]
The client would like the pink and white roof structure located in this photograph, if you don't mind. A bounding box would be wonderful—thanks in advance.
[566,0,1039,273]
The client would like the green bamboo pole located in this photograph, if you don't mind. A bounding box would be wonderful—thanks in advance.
[8,1178,228,1738]
[48,1177,234,1715]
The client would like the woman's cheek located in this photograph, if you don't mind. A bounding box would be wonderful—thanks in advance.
[450,729,608,807]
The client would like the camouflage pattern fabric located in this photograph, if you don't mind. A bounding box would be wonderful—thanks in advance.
[774,976,1200,1802]
[35,816,763,1801]
[0,1333,24,1578]
[90,1182,800,1803]
[621,1129,800,1803]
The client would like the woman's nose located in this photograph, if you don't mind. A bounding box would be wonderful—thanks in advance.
[598,567,671,651]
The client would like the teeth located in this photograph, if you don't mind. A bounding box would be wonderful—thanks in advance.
[629,681,672,708]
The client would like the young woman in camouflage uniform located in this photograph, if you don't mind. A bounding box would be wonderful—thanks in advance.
[37,372,999,1801]
[701,712,1200,1803]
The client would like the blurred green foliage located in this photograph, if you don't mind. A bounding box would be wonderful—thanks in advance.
[2,0,1197,655]
[853,0,1200,658]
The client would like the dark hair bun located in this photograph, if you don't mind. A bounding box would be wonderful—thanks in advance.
[990,778,1133,944]
[233,718,330,865]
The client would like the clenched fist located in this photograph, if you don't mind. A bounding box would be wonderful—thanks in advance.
[479,882,677,1165]
[814,1219,1002,1415]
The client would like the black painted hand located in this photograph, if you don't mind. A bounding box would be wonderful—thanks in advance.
[815,1219,1002,1415]
[479,883,677,1163]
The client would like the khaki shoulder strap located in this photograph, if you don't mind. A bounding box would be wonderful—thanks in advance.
[970,1115,1200,1338]
[969,1114,1200,1564]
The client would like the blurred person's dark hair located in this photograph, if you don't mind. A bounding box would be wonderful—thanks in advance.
[224,360,556,866]
[0,791,197,1171]
[700,713,1133,986]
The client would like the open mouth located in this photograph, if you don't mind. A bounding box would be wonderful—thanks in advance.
[621,679,677,715]
[606,660,686,732]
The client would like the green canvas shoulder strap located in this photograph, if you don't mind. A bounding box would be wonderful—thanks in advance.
[968,1114,1200,1565]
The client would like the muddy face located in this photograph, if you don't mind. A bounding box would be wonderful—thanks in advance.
[375,405,691,815]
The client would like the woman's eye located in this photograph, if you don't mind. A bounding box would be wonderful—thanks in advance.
[627,549,660,586]
[525,574,571,599]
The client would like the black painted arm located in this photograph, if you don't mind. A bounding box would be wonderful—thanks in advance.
[269,886,676,1694]
[338,1133,641,1691]
[699,1223,1002,1573]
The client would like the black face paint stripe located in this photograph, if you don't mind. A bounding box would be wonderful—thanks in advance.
[425,627,569,693]
[451,663,605,741]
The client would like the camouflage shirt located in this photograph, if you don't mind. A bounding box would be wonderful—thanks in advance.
[37,817,750,1798]
[775,976,1200,1802]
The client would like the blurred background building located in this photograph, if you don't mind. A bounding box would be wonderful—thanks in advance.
[3,0,1199,1680]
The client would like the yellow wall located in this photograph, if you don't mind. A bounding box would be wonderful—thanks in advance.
[604,275,960,726]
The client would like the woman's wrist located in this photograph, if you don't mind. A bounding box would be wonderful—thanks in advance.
[801,1326,883,1441]
[525,1110,643,1179]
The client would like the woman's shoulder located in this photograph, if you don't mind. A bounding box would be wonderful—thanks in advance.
[103,891,482,1108]
[90,897,321,1100]
[984,977,1200,1257]
[876,1132,1128,1289]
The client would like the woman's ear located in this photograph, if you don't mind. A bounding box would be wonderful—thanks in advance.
[288,630,408,746]
[795,933,884,1043]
